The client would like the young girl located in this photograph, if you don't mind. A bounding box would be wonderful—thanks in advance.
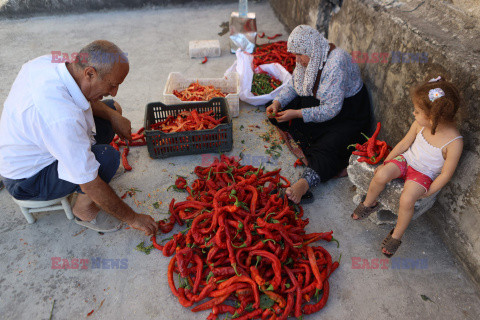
[352,76,463,257]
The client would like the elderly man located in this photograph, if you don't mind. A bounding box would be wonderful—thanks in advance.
[0,40,158,235]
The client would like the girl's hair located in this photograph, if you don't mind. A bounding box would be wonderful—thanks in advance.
[410,76,461,134]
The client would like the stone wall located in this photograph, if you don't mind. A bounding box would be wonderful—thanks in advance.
[268,0,342,37]
[270,0,480,286]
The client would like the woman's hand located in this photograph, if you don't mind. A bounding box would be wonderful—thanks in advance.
[276,109,302,123]
[266,101,281,118]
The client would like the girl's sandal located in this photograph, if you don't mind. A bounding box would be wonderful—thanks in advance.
[381,228,402,258]
[351,198,379,220]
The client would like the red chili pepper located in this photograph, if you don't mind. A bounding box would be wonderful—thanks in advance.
[249,250,282,290]
[357,156,376,165]
[258,32,265,38]
[151,235,164,251]
[168,256,179,297]
[250,266,266,286]
[175,177,187,190]
[235,309,263,320]
[263,289,287,308]
[122,147,132,171]
[202,56,208,64]
[302,231,339,247]
[191,294,229,312]
[371,141,388,164]
[302,279,330,314]
[348,143,366,152]
[110,141,119,151]
[330,261,340,277]
[294,159,304,167]
[177,288,193,307]
[279,293,294,320]
[210,283,250,298]
[352,150,368,157]
[212,304,237,315]
[284,266,302,318]
[131,133,144,140]
[367,122,381,157]
[218,276,260,308]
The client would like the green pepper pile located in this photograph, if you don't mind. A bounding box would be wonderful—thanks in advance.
[251,73,282,96]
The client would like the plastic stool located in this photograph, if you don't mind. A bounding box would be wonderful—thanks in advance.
[11,195,74,224]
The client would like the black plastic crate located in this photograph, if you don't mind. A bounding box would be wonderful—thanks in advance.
[144,97,233,159]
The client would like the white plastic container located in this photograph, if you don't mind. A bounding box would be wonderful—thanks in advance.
[163,72,240,117]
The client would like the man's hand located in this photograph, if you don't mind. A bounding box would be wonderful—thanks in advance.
[266,101,281,118]
[128,213,159,236]
[80,176,157,235]
[276,109,302,123]
[110,113,132,140]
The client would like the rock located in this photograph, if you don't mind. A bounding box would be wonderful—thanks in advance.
[347,155,438,225]
[188,40,221,59]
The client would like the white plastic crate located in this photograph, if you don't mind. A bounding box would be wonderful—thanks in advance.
[163,72,240,117]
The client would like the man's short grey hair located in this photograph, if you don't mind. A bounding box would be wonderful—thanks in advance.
[76,40,128,77]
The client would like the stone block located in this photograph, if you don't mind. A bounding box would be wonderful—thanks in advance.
[347,155,438,225]
[188,40,221,59]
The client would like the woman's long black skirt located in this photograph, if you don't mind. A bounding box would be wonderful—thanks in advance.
[270,85,372,182]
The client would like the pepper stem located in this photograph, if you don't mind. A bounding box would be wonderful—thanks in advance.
[331,236,340,248]
[361,132,370,141]
[232,263,241,276]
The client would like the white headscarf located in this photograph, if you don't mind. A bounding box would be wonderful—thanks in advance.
[287,25,330,96]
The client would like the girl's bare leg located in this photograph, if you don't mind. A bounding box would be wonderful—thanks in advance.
[383,180,426,255]
[352,163,401,219]
[363,163,401,206]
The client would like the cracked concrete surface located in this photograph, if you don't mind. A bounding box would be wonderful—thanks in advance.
[0,2,480,319]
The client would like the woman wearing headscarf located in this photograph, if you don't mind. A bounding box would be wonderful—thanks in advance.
[267,25,371,204]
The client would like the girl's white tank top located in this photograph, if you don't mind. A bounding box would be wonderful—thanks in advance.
[402,127,462,180]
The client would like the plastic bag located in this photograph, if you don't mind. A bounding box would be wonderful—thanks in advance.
[225,49,292,106]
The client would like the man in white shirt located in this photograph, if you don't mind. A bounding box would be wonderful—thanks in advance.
[0,40,158,235]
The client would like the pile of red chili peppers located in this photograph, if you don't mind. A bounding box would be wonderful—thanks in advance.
[150,155,339,319]
[150,110,227,133]
[253,41,296,74]
[110,128,146,171]
[173,82,226,102]
[349,122,392,165]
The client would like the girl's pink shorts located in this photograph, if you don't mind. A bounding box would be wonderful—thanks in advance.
[384,155,432,192]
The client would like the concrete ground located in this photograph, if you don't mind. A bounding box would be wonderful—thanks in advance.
[1,1,480,319]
